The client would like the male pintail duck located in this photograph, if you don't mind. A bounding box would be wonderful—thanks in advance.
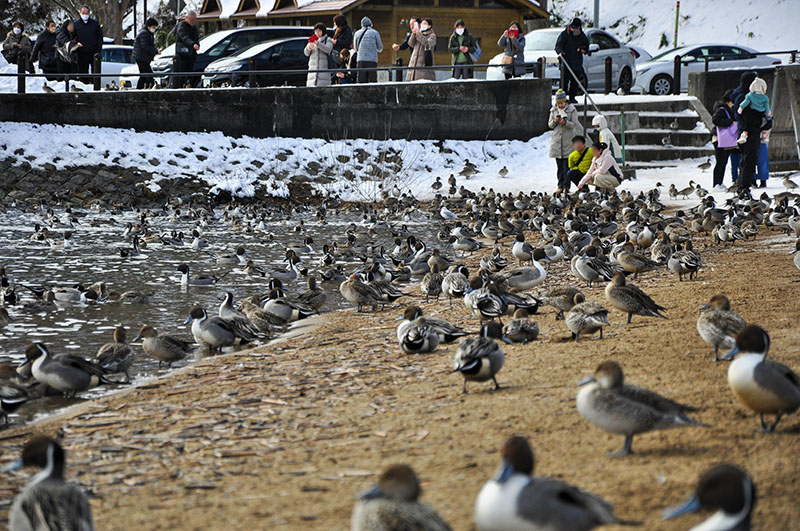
[94,326,134,382]
[351,464,450,531]
[571,247,617,288]
[184,305,258,351]
[511,232,535,265]
[1,392,27,427]
[20,343,116,398]
[421,264,443,301]
[118,235,141,257]
[721,325,800,432]
[663,463,755,531]
[577,361,707,456]
[2,436,94,531]
[474,436,623,531]
[441,265,469,306]
[452,322,507,393]
[213,246,248,265]
[397,306,468,354]
[175,264,223,286]
[502,309,539,343]
[134,325,193,368]
[668,242,702,281]
[52,287,99,303]
[540,286,583,320]
[493,263,547,293]
[566,293,609,342]
[604,272,667,324]
[262,289,316,323]
[697,295,746,361]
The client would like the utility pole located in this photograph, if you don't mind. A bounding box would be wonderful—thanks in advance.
[674,1,680,48]
[594,0,600,28]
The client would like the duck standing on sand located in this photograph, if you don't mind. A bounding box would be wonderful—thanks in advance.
[577,361,707,456]
[421,264,443,301]
[94,326,134,382]
[340,274,397,312]
[697,295,746,361]
[452,322,506,393]
[540,286,583,320]
[604,272,666,324]
[134,325,193,368]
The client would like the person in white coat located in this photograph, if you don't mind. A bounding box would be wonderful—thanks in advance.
[577,142,622,191]
[305,23,333,87]
[591,114,622,162]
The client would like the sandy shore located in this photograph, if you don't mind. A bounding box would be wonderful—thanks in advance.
[1,229,799,530]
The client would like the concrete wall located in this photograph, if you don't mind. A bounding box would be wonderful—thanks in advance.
[0,79,552,141]
[688,65,800,171]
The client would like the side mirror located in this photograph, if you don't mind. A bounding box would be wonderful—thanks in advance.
[588,43,600,53]
[681,55,696,64]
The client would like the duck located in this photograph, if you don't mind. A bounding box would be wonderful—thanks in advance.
[266,254,305,283]
[540,286,583,320]
[1,391,27,427]
[511,232,535,265]
[397,306,468,349]
[464,277,508,322]
[214,246,248,265]
[118,235,141,257]
[502,309,539,343]
[571,247,617,288]
[566,293,610,342]
[616,244,662,279]
[441,265,469,306]
[721,325,800,432]
[449,235,484,256]
[287,237,314,255]
[106,291,152,304]
[577,361,707,457]
[296,277,326,310]
[262,289,316,323]
[184,305,258,351]
[2,436,94,531]
[604,272,666,324]
[421,264,443,301]
[790,239,800,271]
[697,295,746,361]
[133,325,193,368]
[340,274,393,312]
[474,435,622,531]
[51,286,99,303]
[493,261,547,292]
[668,242,702,281]
[662,463,755,531]
[19,343,115,398]
[240,297,284,333]
[351,464,450,531]
[175,264,223,286]
[452,321,506,393]
[94,326,134,382]
[396,311,441,354]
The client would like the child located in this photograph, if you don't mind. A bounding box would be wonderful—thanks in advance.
[563,135,591,192]
[591,114,622,163]
[737,77,770,144]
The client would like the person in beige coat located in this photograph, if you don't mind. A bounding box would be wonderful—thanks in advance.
[304,23,334,87]
[406,18,436,82]
[549,89,581,190]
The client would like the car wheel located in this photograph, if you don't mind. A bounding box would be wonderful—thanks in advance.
[618,67,633,94]
[650,74,672,95]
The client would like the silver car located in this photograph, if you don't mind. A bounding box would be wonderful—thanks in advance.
[487,27,637,93]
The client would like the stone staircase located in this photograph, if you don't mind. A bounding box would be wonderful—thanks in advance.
[574,97,714,168]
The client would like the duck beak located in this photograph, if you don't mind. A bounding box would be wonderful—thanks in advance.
[132,334,142,342]
[1,458,24,473]
[501,336,514,344]
[662,494,701,520]
[577,375,596,386]
[356,484,384,500]
[697,304,710,310]
[789,249,798,255]
[720,345,739,361]
[183,316,193,325]
[493,460,514,483]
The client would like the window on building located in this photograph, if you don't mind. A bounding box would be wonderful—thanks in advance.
[439,0,473,6]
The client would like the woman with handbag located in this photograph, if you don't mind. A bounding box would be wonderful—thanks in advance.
[497,21,525,79]
[32,20,60,81]
[406,18,435,82]
[711,90,739,191]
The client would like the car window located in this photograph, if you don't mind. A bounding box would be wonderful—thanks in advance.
[686,46,714,62]
[277,40,306,61]
[589,32,618,50]
[103,49,130,64]
[228,32,263,54]
[207,35,233,57]
[717,46,755,60]
[523,31,560,51]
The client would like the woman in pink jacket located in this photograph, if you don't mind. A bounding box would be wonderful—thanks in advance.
[577,142,622,191]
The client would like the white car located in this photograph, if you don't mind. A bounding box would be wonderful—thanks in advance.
[629,46,652,64]
[119,63,140,88]
[486,27,637,93]
[99,45,134,85]
[633,44,782,95]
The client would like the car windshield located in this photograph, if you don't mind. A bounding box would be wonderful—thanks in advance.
[524,30,560,51]
[161,30,235,57]
[648,47,693,62]
[232,41,281,59]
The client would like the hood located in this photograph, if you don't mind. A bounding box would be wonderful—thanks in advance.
[361,17,372,28]
[739,71,757,89]
[749,77,767,95]
[592,114,608,129]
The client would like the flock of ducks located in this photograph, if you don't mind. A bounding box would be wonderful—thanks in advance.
[2,173,800,530]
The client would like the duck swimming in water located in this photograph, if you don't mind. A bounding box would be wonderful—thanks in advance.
[697,295,746,361]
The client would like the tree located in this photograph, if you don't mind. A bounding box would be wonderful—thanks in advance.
[1,0,49,32]
[46,0,135,43]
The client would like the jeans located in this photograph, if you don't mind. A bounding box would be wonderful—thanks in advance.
[730,151,741,182]
[136,59,154,89]
[171,54,196,88]
[453,64,473,79]
[555,158,569,189]
[356,61,377,83]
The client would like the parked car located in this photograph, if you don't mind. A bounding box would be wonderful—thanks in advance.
[99,45,134,85]
[486,27,637,93]
[633,44,782,95]
[202,38,310,88]
[151,26,326,87]
[629,45,652,64]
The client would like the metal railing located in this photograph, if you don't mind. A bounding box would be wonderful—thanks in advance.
[670,49,798,95]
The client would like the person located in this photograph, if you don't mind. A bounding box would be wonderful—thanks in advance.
[737,77,771,191]
[407,18,435,82]
[331,14,353,64]
[448,20,477,80]
[549,89,581,190]
[564,135,592,192]
[728,70,756,182]
[73,5,103,78]
[591,114,622,162]
[171,11,200,89]
[32,20,60,81]
[56,20,79,76]
[577,142,623,191]
[353,17,382,84]
[133,18,159,89]
[305,23,334,87]
[392,17,420,61]
[497,21,525,79]
[710,90,738,191]
[335,49,355,84]
[2,22,33,72]
[555,17,589,103]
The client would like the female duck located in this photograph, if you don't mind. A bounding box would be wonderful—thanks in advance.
[566,293,609,342]
[540,286,583,320]
[133,325,193,368]
[453,322,506,393]
[441,265,469,306]
[503,309,539,344]
[604,272,667,324]
[697,294,746,361]
[94,326,134,382]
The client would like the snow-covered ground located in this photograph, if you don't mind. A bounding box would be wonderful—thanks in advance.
[0,121,792,204]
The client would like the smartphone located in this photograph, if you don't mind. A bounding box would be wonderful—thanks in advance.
[411,21,419,32]
[508,28,519,39]
[309,33,319,43]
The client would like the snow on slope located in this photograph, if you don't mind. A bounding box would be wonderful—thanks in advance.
[550,0,800,56]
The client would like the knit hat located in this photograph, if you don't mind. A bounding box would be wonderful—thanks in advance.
[749,77,767,95]
[570,18,582,28]
[555,89,567,103]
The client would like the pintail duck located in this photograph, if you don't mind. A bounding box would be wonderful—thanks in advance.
[441,265,469,306]
[351,464,450,531]
[2,436,94,531]
[790,239,800,271]
[94,326,134,382]
[1,374,27,426]
[474,436,623,531]
[118,235,141,257]
[105,291,151,304]
[214,246,248,265]
[267,254,305,283]
[697,295,746,361]
[262,289,316,323]
[426,248,451,273]
[511,233,535,265]
[287,237,314,255]
[184,305,258,351]
[396,311,441,355]
[668,242,702,281]
[540,286,583,320]
[452,322,506,393]
[577,361,707,456]
[240,297,284,333]
[449,235,484,256]
[340,274,397,312]
[421,264,443,301]
[296,277,326,310]
[663,463,755,531]
[175,264,223,286]
[721,325,800,432]
[616,243,662,279]
[20,343,117,398]
[492,262,547,293]
[397,306,468,352]
[134,325,193,368]
[571,247,618,288]
[52,287,99,303]
[503,309,539,343]
[464,277,508,322]
[566,293,609,342]
[604,272,666,324]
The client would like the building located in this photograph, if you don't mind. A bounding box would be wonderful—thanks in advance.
[198,0,550,67]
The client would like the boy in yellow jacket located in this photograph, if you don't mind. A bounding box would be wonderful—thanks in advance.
[561,135,592,192]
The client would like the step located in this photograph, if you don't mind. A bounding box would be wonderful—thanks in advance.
[638,113,700,130]
[626,161,681,169]
[623,145,713,162]
[574,96,700,113]
[624,129,710,147]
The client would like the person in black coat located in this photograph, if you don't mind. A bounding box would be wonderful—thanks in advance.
[555,17,589,103]
[56,20,79,75]
[710,91,738,189]
[32,20,60,81]
[73,5,103,77]
[728,70,757,182]
[332,15,353,55]
[171,11,200,89]
[133,18,159,89]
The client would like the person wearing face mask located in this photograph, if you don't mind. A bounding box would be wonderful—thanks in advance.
[73,5,104,79]
[555,17,589,103]
[133,18,160,89]
[172,11,201,88]
[331,15,352,64]
[448,20,477,80]
[31,20,60,81]
[2,22,33,71]
[56,20,80,76]
[406,18,435,82]
[305,23,334,87]
[497,21,525,79]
